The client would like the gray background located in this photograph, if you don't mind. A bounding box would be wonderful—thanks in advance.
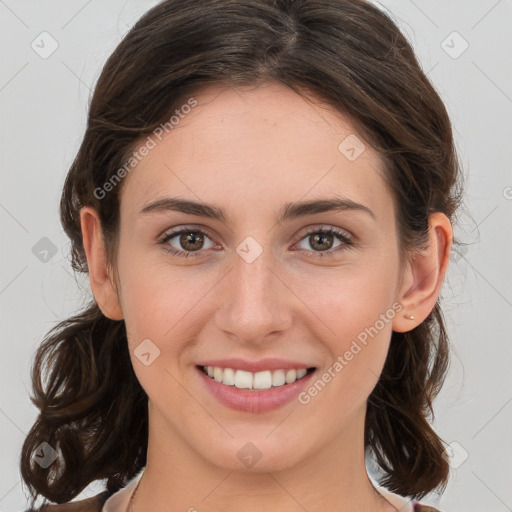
[1,1,511,511]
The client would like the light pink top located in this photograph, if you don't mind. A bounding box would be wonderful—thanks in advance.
[102,468,416,512]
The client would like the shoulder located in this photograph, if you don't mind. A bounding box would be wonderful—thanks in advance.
[24,491,112,512]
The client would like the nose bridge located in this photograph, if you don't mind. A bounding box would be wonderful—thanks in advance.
[235,246,274,303]
[216,240,291,341]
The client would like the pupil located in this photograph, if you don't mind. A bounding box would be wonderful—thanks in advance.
[313,233,331,250]
[182,232,203,251]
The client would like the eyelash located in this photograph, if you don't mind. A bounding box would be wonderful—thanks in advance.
[158,225,355,260]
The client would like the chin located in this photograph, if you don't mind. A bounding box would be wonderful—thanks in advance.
[199,436,305,473]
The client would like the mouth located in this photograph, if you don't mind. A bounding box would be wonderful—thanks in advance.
[197,365,316,391]
[195,364,318,413]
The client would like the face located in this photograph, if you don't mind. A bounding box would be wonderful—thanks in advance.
[111,81,407,473]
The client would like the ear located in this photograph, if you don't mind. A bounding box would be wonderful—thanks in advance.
[80,206,123,320]
[392,212,453,333]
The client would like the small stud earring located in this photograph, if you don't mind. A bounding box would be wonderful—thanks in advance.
[404,314,415,320]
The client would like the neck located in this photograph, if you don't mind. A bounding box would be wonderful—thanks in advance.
[133,403,396,512]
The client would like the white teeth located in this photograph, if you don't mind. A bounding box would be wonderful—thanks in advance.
[202,366,312,390]
[285,369,296,384]
[222,367,236,386]
[213,367,223,382]
[253,370,272,390]
[272,369,286,386]
[234,370,253,389]
[297,368,307,379]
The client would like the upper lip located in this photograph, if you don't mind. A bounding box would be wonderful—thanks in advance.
[196,358,316,373]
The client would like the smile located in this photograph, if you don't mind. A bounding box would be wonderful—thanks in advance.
[196,364,318,413]
[200,365,315,390]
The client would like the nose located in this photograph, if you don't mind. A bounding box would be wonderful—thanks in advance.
[214,246,293,345]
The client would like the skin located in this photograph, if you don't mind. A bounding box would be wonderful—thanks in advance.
[81,81,452,512]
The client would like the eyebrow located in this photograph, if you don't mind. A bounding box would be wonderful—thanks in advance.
[139,195,376,224]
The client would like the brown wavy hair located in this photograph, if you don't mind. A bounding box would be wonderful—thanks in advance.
[20,0,464,508]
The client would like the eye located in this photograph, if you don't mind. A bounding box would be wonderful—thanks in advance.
[294,226,354,259]
[158,225,355,259]
[159,227,217,258]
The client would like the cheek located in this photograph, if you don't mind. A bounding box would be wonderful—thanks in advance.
[114,251,187,384]
[298,300,394,432]
[297,263,398,403]
[119,274,193,411]
[299,258,399,344]
[116,245,188,336]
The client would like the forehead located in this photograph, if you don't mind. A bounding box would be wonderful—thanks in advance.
[120,81,393,225]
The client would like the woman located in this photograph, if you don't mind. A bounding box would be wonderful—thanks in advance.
[20,0,463,511]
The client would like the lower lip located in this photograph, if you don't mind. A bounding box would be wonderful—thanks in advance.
[196,366,316,413]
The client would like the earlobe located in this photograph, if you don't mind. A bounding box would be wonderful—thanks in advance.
[80,207,124,321]
[392,212,452,333]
